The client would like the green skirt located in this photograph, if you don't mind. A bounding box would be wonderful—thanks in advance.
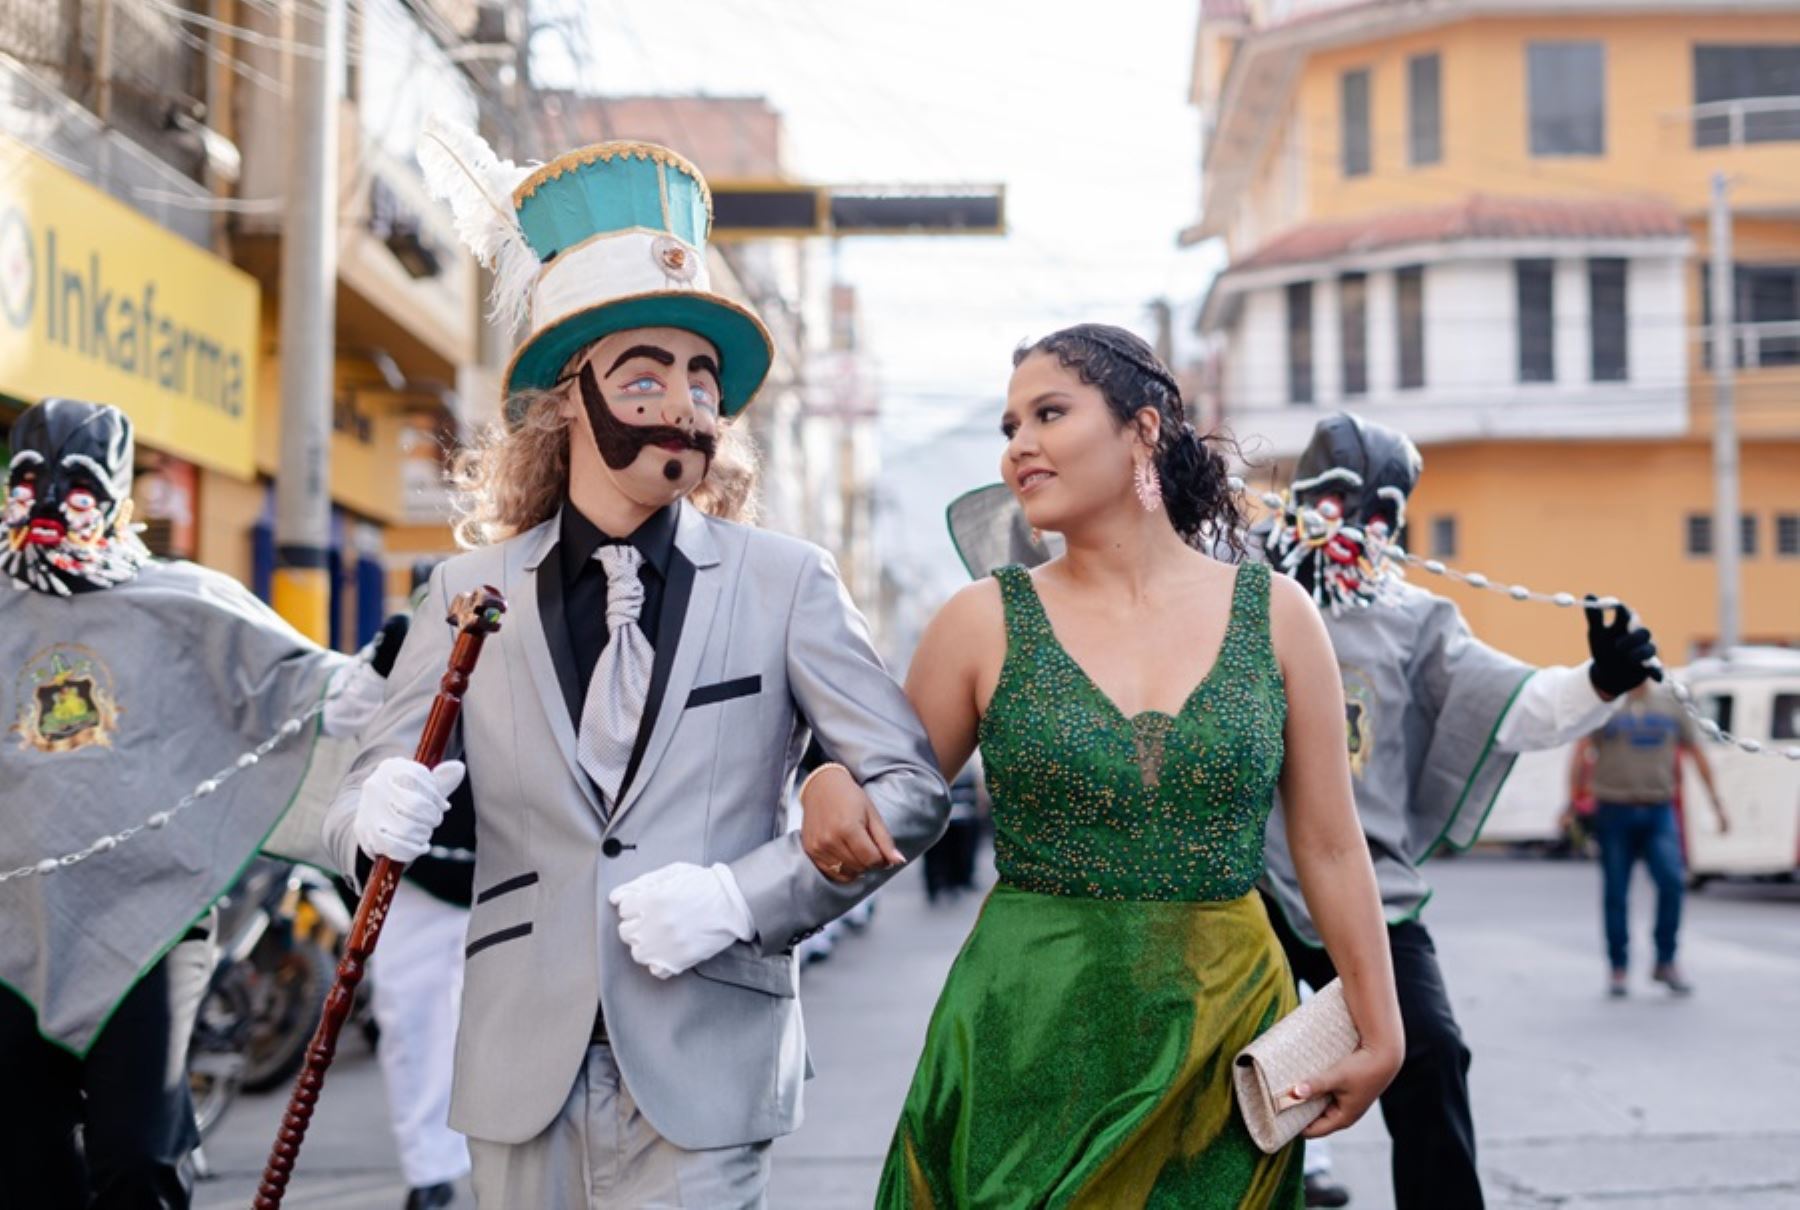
[877,885,1303,1209]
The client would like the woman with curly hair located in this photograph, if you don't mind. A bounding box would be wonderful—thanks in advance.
[801,324,1404,1207]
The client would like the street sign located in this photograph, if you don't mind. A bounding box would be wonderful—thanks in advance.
[710,182,1005,240]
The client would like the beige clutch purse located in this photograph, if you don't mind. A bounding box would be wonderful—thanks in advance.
[1232,978,1360,1154]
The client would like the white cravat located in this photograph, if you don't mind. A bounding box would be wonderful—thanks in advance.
[575,544,654,808]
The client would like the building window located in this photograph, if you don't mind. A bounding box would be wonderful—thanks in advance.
[1287,282,1315,404]
[1702,264,1800,368]
[1430,516,1458,559]
[1342,69,1372,177]
[1528,42,1606,156]
[1409,54,1442,165]
[1694,45,1800,147]
[1685,512,1759,556]
[1516,259,1556,382]
[1686,514,1713,556]
[1396,265,1426,389]
[1589,258,1628,382]
[1339,273,1368,397]
[1777,513,1800,556]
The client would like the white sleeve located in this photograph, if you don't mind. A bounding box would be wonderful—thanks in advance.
[1494,662,1620,754]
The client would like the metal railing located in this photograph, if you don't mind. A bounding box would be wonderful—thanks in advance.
[1,53,213,247]
[1675,96,1800,149]
[1699,320,1800,371]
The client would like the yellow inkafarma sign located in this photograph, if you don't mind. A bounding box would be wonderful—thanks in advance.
[0,136,259,478]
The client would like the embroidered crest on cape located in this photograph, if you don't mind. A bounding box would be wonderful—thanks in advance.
[13,643,121,753]
[1342,666,1376,780]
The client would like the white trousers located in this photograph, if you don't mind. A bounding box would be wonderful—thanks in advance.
[371,877,472,1188]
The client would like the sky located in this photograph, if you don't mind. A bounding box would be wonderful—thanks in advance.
[538,0,1224,633]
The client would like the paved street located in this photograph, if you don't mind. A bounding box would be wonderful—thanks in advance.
[198,851,1800,1209]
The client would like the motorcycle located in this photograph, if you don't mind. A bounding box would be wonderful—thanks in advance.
[188,859,356,1142]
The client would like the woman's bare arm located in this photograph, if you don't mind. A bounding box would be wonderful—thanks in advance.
[1269,573,1405,1136]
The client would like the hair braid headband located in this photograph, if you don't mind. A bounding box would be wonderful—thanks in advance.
[1083,330,1187,427]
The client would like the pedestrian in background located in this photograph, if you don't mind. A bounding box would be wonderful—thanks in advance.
[1570,682,1728,998]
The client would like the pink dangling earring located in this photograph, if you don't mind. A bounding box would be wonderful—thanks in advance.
[1030,527,1045,547]
[1134,458,1163,513]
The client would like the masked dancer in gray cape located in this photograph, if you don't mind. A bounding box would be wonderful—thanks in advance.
[942,411,1662,1210]
[1254,413,1663,1210]
[325,126,949,1207]
[0,398,390,1208]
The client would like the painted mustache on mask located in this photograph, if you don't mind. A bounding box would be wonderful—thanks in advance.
[578,363,717,477]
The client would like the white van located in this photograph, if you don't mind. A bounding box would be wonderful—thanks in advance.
[1469,649,1800,881]
[1677,647,1800,886]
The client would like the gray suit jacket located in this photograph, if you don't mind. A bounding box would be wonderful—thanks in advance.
[325,505,948,1148]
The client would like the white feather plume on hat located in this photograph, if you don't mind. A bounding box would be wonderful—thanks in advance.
[417,114,538,334]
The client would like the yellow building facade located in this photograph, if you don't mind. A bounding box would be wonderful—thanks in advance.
[1191,1,1800,662]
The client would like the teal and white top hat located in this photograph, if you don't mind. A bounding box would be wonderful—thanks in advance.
[419,119,773,424]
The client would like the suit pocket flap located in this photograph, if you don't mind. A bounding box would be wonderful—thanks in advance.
[691,947,795,998]
[465,922,532,959]
[686,676,762,708]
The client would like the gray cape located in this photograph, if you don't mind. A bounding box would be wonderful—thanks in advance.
[1262,579,1533,946]
[0,561,350,1053]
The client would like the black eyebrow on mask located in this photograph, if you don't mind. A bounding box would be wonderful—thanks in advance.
[688,353,721,382]
[606,345,676,376]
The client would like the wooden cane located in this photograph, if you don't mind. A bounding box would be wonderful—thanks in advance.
[254,586,506,1209]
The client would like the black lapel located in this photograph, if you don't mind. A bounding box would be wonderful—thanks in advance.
[536,557,584,727]
[621,546,694,796]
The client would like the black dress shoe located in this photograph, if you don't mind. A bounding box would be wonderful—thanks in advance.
[404,1183,455,1210]
[1305,1172,1352,1207]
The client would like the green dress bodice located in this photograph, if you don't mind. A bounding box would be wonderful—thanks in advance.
[981,561,1286,902]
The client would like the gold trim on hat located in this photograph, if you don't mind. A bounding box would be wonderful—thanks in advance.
[512,141,715,226]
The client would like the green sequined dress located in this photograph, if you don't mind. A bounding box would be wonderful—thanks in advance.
[876,562,1303,1209]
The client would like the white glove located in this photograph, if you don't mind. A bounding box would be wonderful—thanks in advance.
[321,660,386,739]
[609,862,756,979]
[353,758,464,863]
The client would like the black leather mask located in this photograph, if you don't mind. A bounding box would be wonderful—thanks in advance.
[1267,412,1422,612]
[4,398,146,594]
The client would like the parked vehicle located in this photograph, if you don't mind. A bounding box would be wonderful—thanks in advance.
[188,859,353,1141]
[1677,648,1800,887]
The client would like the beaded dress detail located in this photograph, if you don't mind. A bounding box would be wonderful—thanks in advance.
[878,560,1303,1209]
[981,561,1285,901]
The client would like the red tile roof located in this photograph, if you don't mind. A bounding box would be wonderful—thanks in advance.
[1228,194,1687,273]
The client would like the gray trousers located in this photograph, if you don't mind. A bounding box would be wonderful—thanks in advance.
[468,1044,771,1208]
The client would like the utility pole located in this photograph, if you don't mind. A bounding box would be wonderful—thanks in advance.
[1708,172,1741,653]
[272,0,344,643]
[92,0,114,123]
[1149,297,1174,367]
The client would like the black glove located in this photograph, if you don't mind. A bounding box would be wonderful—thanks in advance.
[1585,597,1661,698]
[369,612,411,679]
